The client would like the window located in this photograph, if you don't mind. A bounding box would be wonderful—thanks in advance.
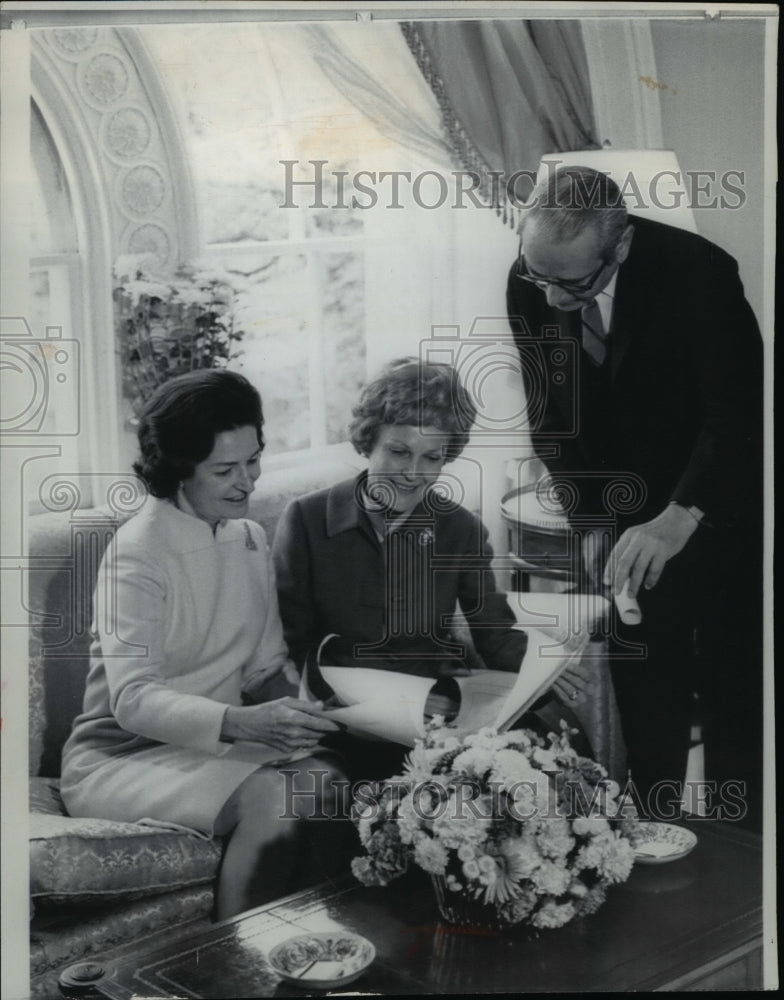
[14,102,85,508]
[139,24,384,458]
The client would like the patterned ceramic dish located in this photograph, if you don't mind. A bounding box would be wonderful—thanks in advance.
[633,822,698,865]
[268,931,375,988]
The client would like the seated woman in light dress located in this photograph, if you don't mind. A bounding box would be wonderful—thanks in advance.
[61,370,345,919]
[272,358,588,781]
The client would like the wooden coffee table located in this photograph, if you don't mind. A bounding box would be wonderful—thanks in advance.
[59,820,762,997]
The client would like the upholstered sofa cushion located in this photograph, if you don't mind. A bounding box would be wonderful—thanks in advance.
[30,779,222,908]
[30,885,214,1000]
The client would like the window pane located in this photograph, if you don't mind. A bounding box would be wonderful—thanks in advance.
[140,24,369,246]
[305,166,365,239]
[322,251,365,444]
[31,102,78,255]
[225,253,312,453]
[203,181,290,245]
[28,267,80,438]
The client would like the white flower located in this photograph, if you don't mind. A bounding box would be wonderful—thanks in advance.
[452,746,496,777]
[499,837,541,880]
[113,254,150,282]
[483,729,523,750]
[351,856,386,887]
[396,794,423,846]
[431,795,492,850]
[480,836,540,906]
[575,832,635,883]
[598,836,635,884]
[462,859,480,880]
[476,854,499,888]
[532,899,575,929]
[403,745,440,783]
[575,884,607,915]
[121,278,172,306]
[174,285,215,307]
[500,890,537,923]
[572,816,610,838]
[532,746,557,770]
[531,860,571,896]
[535,817,575,859]
[489,749,541,790]
[413,837,449,875]
[477,854,497,874]
[509,782,536,818]
[463,727,501,750]
[357,816,373,847]
[457,843,475,862]
[498,764,552,818]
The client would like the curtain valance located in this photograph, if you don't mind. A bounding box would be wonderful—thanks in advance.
[401,20,600,226]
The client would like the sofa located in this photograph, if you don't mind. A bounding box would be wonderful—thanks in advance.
[26,454,623,998]
[27,456,360,999]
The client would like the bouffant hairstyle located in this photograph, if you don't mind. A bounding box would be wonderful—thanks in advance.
[133,370,264,499]
[348,358,476,461]
[522,166,628,254]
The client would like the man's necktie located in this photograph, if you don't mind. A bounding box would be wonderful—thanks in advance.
[581,299,607,367]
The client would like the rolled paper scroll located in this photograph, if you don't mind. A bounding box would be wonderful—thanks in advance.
[614,580,642,625]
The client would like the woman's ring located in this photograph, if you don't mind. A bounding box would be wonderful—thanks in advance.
[570,688,578,701]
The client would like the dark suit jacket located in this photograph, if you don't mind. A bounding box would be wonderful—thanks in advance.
[506,216,763,533]
[272,473,528,678]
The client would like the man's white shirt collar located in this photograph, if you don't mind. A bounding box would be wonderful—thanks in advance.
[596,271,618,332]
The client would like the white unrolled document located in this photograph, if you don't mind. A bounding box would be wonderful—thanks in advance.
[305,628,589,748]
[614,580,642,625]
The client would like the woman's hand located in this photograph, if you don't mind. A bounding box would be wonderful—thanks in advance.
[222,698,341,754]
[552,663,593,710]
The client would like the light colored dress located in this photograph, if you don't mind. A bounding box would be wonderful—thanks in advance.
[60,496,297,835]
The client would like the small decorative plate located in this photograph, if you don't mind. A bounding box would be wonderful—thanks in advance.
[633,822,698,864]
[268,931,375,989]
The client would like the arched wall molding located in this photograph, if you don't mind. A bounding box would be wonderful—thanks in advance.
[582,20,664,150]
[31,25,198,275]
[116,27,200,264]
[31,42,119,474]
[29,25,199,474]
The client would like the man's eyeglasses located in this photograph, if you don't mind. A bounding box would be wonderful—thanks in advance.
[516,250,610,295]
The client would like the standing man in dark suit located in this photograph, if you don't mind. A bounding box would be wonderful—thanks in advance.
[506,166,763,829]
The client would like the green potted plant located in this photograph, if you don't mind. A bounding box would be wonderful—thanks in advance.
[114,257,248,423]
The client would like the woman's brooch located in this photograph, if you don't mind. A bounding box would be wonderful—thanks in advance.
[243,522,258,551]
[418,528,434,547]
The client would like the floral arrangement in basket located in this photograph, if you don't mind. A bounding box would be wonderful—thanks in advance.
[114,256,248,422]
[351,720,639,931]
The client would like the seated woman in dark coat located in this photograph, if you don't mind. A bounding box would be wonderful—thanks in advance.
[272,359,583,779]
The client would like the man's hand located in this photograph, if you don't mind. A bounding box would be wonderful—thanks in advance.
[603,504,699,598]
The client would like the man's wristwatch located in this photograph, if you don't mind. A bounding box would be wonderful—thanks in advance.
[668,500,706,524]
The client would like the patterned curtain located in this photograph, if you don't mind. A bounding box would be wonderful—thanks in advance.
[401,19,600,227]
